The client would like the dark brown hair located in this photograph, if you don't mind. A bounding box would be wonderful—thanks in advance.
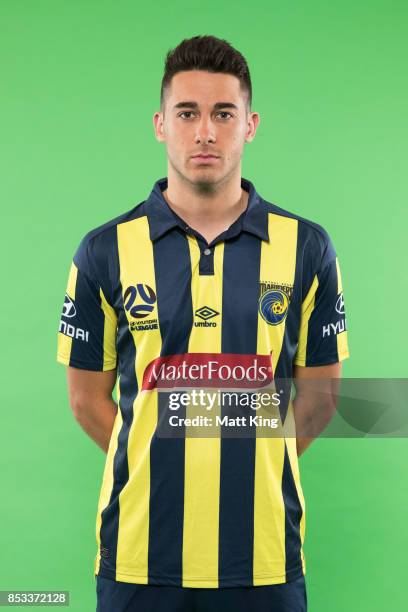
[160,35,252,111]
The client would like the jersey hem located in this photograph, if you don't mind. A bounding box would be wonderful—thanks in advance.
[94,563,305,588]
[56,353,117,371]
[293,349,350,367]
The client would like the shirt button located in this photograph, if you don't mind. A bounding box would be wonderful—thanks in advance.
[203,248,211,256]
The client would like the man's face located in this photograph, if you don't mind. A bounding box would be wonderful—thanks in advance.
[153,70,259,190]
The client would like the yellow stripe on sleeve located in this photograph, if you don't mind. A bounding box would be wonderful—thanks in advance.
[99,287,118,370]
[57,261,78,364]
[335,257,349,360]
[293,275,319,367]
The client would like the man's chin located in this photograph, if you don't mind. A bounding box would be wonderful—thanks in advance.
[171,160,229,194]
[186,169,223,193]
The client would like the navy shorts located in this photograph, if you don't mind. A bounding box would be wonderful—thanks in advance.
[96,574,307,612]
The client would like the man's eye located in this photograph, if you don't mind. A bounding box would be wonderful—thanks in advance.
[178,111,233,120]
[216,112,233,120]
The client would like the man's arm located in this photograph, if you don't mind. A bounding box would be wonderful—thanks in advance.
[66,366,118,453]
[292,362,342,457]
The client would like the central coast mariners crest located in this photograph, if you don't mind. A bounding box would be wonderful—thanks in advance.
[258,281,293,326]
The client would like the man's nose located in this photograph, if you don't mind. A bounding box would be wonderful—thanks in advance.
[194,116,216,144]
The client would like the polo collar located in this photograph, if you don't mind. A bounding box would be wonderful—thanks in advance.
[146,177,269,242]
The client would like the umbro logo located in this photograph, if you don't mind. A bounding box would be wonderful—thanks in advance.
[194,306,219,328]
[195,306,219,321]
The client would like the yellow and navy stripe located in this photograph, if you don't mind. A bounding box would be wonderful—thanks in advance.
[56,177,349,587]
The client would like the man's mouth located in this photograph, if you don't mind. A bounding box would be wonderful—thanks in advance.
[191,154,220,163]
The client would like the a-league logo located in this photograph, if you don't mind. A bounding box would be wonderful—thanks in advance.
[124,284,157,319]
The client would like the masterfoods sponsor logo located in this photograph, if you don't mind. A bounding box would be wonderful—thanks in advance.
[142,353,274,390]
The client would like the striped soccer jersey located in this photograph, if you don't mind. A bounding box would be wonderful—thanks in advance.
[56,177,349,588]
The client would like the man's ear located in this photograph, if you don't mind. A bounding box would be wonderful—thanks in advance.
[245,112,260,144]
[153,112,165,142]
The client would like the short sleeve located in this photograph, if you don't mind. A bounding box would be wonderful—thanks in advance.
[56,258,118,371]
[294,255,349,367]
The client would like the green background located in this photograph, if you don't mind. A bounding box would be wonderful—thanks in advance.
[1,0,407,610]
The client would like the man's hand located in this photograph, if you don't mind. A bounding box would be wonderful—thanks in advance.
[66,366,118,453]
[292,362,342,457]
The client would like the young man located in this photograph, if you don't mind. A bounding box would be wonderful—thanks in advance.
[57,35,349,612]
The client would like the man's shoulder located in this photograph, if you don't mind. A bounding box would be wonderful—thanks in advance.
[82,200,148,244]
[262,197,329,240]
[72,200,148,279]
[261,196,336,267]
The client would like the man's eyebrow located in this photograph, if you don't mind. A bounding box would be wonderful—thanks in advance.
[173,101,239,110]
[213,102,239,110]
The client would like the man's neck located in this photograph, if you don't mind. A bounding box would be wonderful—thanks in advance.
[161,168,249,244]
